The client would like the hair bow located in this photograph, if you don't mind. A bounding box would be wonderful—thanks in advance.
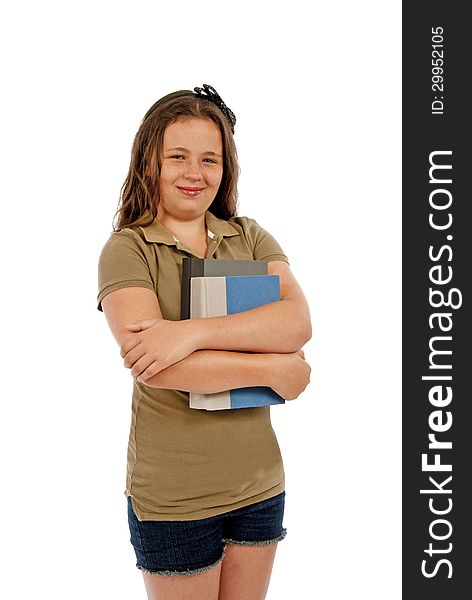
[193,84,236,134]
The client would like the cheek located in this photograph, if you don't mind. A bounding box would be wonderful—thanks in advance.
[209,168,224,188]
[160,165,180,185]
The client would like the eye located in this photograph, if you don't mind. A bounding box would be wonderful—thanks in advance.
[169,154,185,160]
[203,158,218,164]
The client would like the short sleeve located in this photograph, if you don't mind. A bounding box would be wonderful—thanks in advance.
[242,217,290,264]
[97,229,156,312]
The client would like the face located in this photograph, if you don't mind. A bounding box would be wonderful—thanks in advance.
[157,117,224,223]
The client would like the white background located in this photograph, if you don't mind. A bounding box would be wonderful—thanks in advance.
[0,1,401,598]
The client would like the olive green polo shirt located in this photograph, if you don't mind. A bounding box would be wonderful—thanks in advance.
[97,210,289,521]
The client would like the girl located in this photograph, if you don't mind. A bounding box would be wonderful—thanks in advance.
[97,84,311,600]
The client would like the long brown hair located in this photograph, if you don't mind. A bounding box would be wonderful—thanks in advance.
[113,90,239,231]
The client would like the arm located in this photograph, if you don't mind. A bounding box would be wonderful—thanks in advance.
[144,349,271,393]
[123,261,312,379]
[101,287,311,399]
[146,348,310,400]
[190,260,312,353]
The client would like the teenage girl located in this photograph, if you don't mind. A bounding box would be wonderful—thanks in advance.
[97,84,311,600]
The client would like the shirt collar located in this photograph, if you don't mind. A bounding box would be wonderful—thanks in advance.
[139,210,240,244]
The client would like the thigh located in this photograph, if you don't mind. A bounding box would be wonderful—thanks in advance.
[219,543,278,600]
[222,491,287,545]
[142,562,223,600]
[127,496,226,577]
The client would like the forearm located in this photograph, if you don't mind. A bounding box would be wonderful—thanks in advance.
[186,299,312,354]
[143,349,274,393]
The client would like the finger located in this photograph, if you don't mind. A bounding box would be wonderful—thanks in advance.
[126,319,157,333]
[131,355,154,379]
[137,362,164,382]
[126,322,145,332]
[120,337,142,359]
[123,344,146,369]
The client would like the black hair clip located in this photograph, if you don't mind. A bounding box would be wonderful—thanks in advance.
[193,84,236,134]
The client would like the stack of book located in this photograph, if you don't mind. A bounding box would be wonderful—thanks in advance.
[181,258,285,411]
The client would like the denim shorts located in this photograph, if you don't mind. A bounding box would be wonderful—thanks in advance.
[127,491,287,576]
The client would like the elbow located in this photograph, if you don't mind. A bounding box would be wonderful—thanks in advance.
[288,319,312,352]
[304,320,312,344]
[297,303,312,346]
[283,300,312,350]
[299,320,312,348]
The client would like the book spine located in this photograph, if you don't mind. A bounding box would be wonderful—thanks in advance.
[189,277,230,409]
[181,258,206,319]
[190,277,228,319]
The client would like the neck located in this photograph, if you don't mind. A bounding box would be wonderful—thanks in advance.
[157,210,208,240]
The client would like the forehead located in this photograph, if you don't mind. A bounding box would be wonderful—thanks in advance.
[162,118,222,151]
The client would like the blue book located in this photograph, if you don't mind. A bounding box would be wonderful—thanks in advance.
[189,274,285,410]
[180,257,268,320]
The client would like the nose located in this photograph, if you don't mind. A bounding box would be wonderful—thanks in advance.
[184,159,203,181]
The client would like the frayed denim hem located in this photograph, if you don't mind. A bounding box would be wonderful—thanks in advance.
[136,545,226,577]
[223,527,287,546]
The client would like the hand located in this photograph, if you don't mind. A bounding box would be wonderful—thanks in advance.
[120,318,196,382]
[268,350,311,401]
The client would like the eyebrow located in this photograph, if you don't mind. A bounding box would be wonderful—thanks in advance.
[165,146,222,157]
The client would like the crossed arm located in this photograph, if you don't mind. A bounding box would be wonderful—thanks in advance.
[101,261,312,398]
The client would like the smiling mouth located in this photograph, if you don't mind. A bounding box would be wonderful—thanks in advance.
[177,187,204,197]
